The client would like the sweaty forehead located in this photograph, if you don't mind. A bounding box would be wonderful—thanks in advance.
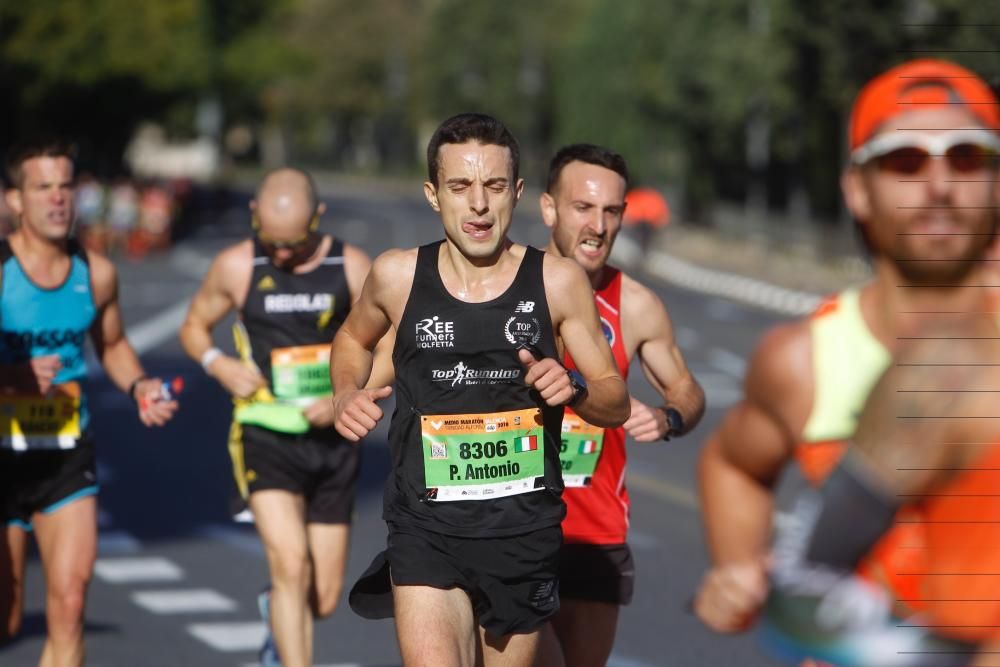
[22,156,74,184]
[556,161,626,201]
[437,142,513,181]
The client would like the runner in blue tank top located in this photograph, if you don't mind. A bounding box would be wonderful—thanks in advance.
[0,140,178,667]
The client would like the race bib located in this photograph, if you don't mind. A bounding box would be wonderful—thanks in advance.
[0,382,82,451]
[559,409,605,487]
[271,344,331,404]
[421,407,546,501]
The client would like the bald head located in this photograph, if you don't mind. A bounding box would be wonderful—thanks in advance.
[252,168,321,237]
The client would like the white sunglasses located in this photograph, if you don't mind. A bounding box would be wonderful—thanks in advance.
[850,129,1000,173]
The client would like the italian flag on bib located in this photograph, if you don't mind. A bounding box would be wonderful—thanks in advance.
[579,440,597,454]
[514,435,538,452]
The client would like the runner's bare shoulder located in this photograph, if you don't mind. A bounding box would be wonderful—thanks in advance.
[369,247,419,304]
[82,248,117,309]
[209,239,254,295]
[744,318,813,424]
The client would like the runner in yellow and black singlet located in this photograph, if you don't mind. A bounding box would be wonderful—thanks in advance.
[180,168,373,667]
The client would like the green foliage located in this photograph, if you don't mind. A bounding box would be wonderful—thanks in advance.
[2,0,997,214]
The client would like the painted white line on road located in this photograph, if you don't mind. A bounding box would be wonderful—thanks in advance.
[132,589,237,614]
[127,297,191,356]
[188,622,267,652]
[98,531,142,556]
[645,250,822,316]
[94,557,184,584]
[707,347,748,379]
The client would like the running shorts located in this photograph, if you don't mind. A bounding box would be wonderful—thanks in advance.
[350,521,562,636]
[239,424,360,524]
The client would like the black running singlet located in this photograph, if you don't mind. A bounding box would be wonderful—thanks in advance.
[386,241,565,537]
[238,237,351,402]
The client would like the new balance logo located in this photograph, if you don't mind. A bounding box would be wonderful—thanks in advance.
[514,301,535,313]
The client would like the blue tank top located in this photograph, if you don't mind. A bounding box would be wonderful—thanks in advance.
[0,239,96,449]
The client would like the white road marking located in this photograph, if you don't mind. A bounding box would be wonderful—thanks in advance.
[644,250,821,316]
[132,589,237,614]
[98,531,142,556]
[94,557,184,584]
[187,622,267,652]
[707,347,748,379]
[126,298,191,355]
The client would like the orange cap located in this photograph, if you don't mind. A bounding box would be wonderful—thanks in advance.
[849,59,1000,150]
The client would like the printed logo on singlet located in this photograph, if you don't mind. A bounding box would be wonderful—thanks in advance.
[600,315,615,346]
[2,329,87,350]
[505,302,542,347]
[415,315,455,349]
[257,275,276,291]
[263,293,332,313]
[430,361,520,387]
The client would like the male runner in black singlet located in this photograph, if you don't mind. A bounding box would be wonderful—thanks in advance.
[332,113,629,667]
[180,168,371,667]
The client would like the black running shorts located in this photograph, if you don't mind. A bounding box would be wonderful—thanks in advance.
[557,542,635,605]
[350,521,562,637]
[240,424,360,524]
[1,437,98,529]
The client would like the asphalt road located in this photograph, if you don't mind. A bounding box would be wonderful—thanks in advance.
[1,182,792,667]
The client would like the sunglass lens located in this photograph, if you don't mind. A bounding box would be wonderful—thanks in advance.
[946,143,995,173]
[877,147,929,175]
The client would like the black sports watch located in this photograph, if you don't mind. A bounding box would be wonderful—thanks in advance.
[566,370,588,407]
[662,407,684,440]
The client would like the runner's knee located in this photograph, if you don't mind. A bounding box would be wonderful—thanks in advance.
[268,546,311,590]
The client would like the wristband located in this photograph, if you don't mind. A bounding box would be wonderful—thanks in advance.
[128,376,149,403]
[201,347,223,373]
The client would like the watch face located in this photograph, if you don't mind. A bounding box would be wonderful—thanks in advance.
[665,408,683,433]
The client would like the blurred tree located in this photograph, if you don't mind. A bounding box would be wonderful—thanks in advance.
[0,0,213,171]
[411,0,582,182]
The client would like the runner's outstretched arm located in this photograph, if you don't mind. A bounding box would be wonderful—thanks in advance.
[87,251,177,426]
[621,278,705,441]
[179,242,265,398]
[695,325,804,632]
[331,251,406,441]
[542,254,628,428]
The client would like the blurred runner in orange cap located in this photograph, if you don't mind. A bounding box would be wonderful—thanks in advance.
[694,57,1000,666]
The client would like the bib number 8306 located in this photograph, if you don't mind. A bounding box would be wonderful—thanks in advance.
[459,440,509,460]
